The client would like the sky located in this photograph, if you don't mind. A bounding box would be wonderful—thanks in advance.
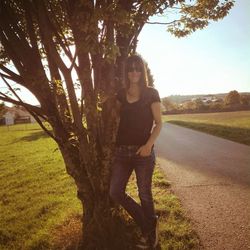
[137,0,250,98]
[1,0,250,106]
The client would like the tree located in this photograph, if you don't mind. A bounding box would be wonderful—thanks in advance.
[0,0,234,248]
[193,98,206,111]
[162,97,175,111]
[240,94,250,106]
[0,102,6,117]
[145,61,155,87]
[182,99,194,110]
[209,102,223,111]
[224,90,241,106]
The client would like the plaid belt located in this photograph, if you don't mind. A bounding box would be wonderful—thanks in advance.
[115,145,141,158]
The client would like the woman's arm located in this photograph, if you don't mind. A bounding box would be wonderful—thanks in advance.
[136,102,162,156]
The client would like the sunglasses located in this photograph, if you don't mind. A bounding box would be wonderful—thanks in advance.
[127,66,142,72]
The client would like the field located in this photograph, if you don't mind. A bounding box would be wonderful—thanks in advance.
[0,124,81,249]
[0,124,199,249]
[163,110,250,146]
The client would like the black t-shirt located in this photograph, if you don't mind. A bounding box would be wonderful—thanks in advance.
[115,87,161,146]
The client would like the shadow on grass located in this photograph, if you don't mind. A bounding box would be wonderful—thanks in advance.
[52,212,157,250]
[13,131,49,143]
[167,120,250,146]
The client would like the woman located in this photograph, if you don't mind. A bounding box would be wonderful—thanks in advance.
[109,55,162,248]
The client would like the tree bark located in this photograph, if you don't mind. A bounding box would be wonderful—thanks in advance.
[58,131,132,249]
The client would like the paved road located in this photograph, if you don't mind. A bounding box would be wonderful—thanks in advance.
[155,123,250,250]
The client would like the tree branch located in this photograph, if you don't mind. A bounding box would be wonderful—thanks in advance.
[47,1,75,59]
[30,110,60,144]
[69,51,77,72]
[0,76,59,142]
[0,94,44,118]
[0,5,33,67]
[33,0,69,74]
[0,31,25,76]
[146,20,178,25]
[0,64,24,84]
[0,76,45,117]
[22,0,41,58]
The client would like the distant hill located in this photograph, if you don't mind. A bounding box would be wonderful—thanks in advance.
[165,92,250,104]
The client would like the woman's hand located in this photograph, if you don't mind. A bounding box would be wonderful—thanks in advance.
[136,144,152,157]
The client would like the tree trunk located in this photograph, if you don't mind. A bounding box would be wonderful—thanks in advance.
[58,133,133,249]
[77,195,132,250]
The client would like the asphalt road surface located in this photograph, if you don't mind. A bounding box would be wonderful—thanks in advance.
[155,123,250,250]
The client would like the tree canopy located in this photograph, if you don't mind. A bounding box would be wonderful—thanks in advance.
[224,90,241,106]
[0,0,234,112]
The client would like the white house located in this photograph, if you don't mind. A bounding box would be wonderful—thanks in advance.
[3,111,15,125]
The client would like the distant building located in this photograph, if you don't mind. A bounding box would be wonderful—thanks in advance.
[191,96,222,105]
[0,106,36,125]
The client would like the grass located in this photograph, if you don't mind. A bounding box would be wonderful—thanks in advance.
[163,110,250,146]
[0,123,199,249]
[0,124,81,250]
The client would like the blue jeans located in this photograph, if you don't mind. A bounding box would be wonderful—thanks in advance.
[109,145,156,235]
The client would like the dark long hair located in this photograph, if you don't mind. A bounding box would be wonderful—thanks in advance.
[124,55,148,92]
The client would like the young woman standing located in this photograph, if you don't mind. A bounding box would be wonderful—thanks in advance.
[109,55,162,248]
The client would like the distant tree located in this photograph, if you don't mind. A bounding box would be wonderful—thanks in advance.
[209,102,223,111]
[193,98,206,111]
[0,102,6,117]
[240,94,250,106]
[146,64,155,87]
[224,90,241,106]
[137,54,154,87]
[162,97,175,111]
[183,100,196,110]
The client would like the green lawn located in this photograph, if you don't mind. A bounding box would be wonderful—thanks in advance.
[0,124,81,249]
[0,124,199,249]
[163,110,250,145]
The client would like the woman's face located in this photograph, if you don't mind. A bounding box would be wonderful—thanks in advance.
[127,63,142,84]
